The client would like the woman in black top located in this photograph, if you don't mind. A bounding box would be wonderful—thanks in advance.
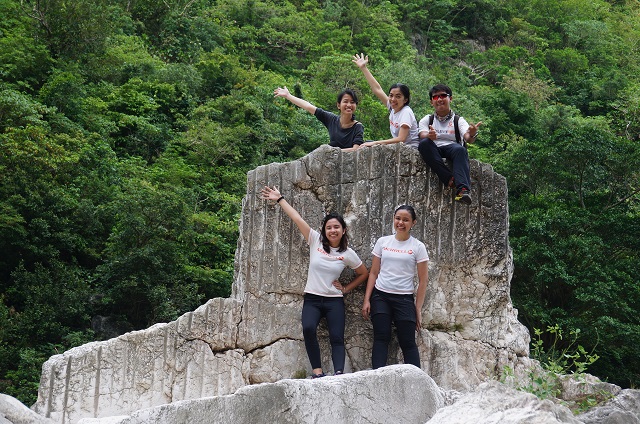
[274,86,364,150]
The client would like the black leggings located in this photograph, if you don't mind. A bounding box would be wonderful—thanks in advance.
[301,293,346,372]
[370,288,420,369]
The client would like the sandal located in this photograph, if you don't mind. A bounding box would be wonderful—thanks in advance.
[311,372,326,379]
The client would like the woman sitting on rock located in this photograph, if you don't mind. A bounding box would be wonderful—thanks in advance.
[362,204,429,369]
[261,185,369,378]
[274,86,364,151]
[352,53,420,148]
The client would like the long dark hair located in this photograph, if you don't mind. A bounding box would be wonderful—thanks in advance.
[389,83,411,106]
[320,212,348,253]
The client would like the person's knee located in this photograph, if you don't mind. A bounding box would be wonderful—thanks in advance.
[398,338,417,351]
[329,333,345,346]
[396,322,417,347]
[373,321,391,335]
[302,322,318,337]
[450,144,468,159]
[418,138,433,154]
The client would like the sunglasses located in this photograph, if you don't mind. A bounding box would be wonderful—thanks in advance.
[431,93,450,100]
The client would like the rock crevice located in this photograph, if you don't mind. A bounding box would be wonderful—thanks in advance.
[34,144,532,423]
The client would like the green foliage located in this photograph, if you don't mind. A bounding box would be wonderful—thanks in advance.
[0,0,53,91]
[1,0,640,407]
[530,325,599,376]
[39,70,87,120]
[501,325,602,411]
[0,89,50,131]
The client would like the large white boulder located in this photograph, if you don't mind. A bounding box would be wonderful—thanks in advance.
[33,144,531,423]
[427,380,582,424]
[0,393,55,424]
[76,365,443,424]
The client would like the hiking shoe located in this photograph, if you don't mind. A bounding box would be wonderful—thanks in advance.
[455,187,472,205]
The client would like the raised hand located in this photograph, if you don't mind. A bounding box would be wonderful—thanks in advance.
[273,86,290,98]
[352,53,369,69]
[260,185,282,201]
[468,121,483,138]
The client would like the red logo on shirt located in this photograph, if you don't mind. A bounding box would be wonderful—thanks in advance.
[317,247,344,260]
[382,247,413,255]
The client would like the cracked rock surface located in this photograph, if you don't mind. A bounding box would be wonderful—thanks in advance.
[33,144,532,423]
[75,365,444,424]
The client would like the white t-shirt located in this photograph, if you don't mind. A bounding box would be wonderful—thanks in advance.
[418,113,470,148]
[387,101,420,148]
[372,235,429,295]
[305,228,363,297]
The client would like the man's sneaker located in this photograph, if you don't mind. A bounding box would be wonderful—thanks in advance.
[455,187,472,205]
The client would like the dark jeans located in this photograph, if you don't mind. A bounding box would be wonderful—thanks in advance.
[370,288,420,369]
[418,138,470,191]
[301,293,346,372]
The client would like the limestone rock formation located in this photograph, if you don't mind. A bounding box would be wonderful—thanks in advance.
[427,380,583,424]
[578,389,640,424]
[33,144,532,423]
[74,365,443,424]
[4,372,640,424]
[0,393,55,424]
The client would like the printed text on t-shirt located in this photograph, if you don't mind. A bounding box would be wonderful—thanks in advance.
[316,247,344,260]
[382,247,414,255]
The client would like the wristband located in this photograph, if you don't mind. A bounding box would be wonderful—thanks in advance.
[276,196,285,203]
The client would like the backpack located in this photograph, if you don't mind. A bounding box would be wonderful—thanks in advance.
[428,114,463,146]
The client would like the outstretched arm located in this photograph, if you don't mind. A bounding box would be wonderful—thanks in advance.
[362,125,409,147]
[352,53,388,106]
[274,86,317,115]
[261,186,311,242]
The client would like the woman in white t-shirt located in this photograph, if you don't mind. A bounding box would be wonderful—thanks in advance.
[261,185,369,378]
[352,53,420,149]
[362,205,429,369]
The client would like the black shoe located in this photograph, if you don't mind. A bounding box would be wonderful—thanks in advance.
[455,187,472,205]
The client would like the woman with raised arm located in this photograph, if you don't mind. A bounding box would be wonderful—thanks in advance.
[274,87,364,151]
[362,205,429,369]
[352,53,420,148]
[261,185,369,377]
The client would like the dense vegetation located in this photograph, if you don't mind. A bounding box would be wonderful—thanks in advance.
[1,0,638,404]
